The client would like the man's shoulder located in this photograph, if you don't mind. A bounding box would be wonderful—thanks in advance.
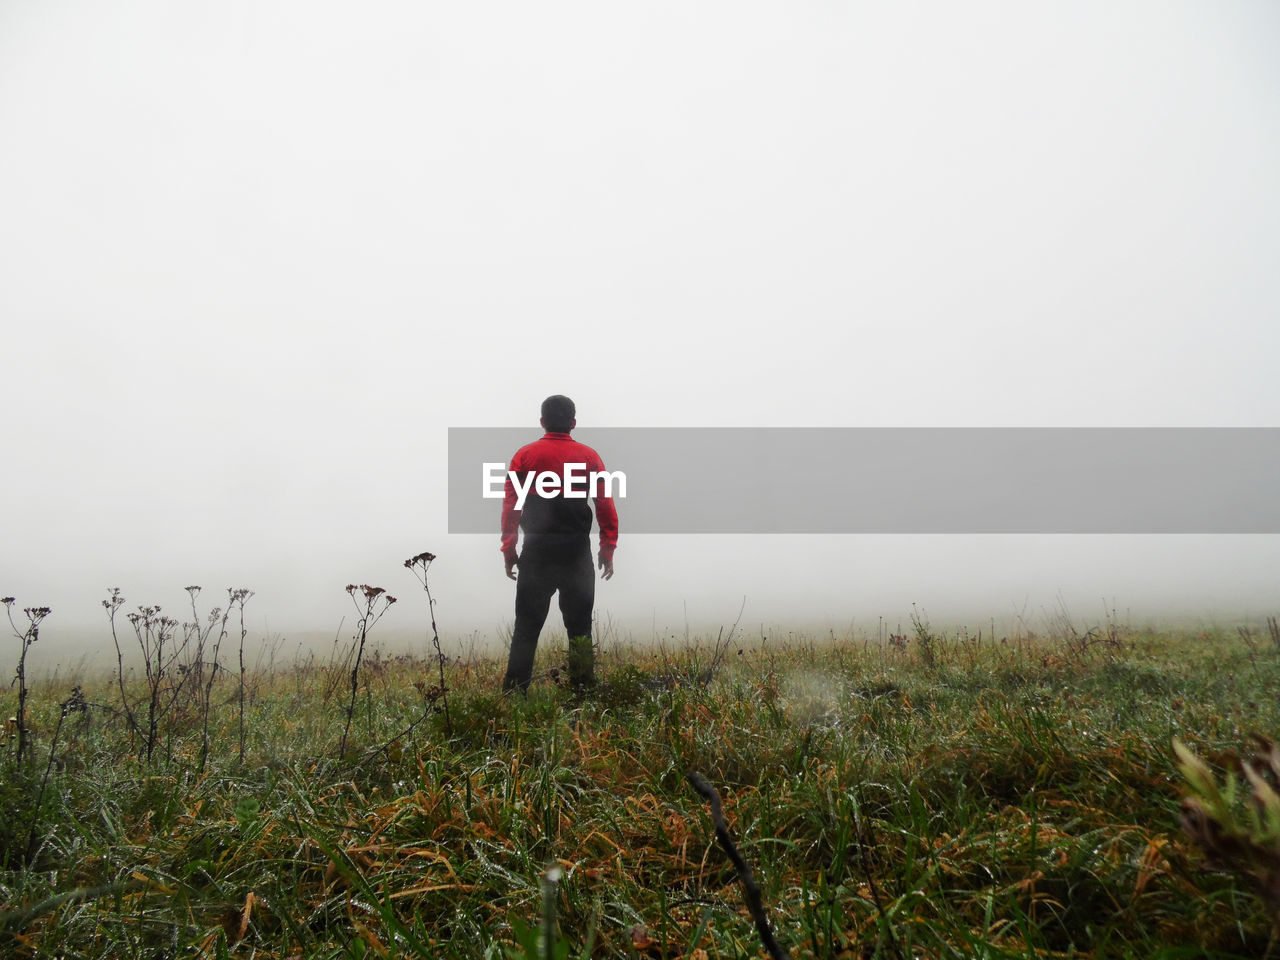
[565,438,605,466]
[510,436,554,464]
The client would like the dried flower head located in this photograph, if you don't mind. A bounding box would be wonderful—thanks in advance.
[61,685,87,717]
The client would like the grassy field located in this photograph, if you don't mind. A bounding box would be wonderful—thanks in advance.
[2,611,1279,959]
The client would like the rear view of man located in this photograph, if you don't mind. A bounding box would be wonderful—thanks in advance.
[501,395,618,693]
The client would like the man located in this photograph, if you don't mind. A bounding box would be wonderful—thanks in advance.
[501,395,618,693]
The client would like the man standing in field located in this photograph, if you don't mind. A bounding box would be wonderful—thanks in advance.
[501,395,619,693]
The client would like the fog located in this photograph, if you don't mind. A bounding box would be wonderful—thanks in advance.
[2,1,1277,671]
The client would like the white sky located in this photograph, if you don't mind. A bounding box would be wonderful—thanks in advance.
[2,1,1278,661]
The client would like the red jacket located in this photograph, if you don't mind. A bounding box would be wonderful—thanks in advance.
[501,432,619,562]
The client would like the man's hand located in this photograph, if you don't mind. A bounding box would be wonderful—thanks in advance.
[598,555,614,581]
[505,554,518,581]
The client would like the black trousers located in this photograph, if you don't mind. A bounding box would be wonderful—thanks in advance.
[503,541,595,692]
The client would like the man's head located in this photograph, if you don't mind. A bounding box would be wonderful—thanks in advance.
[540,395,576,433]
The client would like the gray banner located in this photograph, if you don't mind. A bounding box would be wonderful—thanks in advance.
[448,428,1280,534]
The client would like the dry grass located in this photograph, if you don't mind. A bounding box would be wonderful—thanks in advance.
[1,622,1278,958]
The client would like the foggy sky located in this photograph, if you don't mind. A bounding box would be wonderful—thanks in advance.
[2,1,1277,665]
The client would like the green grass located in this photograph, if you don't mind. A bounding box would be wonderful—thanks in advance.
[2,623,1279,958]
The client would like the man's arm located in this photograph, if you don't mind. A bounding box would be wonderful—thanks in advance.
[592,453,618,580]
[501,453,523,580]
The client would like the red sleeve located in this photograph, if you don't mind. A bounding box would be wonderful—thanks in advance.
[592,451,619,562]
[500,450,523,559]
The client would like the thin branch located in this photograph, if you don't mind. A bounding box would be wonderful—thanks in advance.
[686,770,790,960]
[701,596,747,688]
